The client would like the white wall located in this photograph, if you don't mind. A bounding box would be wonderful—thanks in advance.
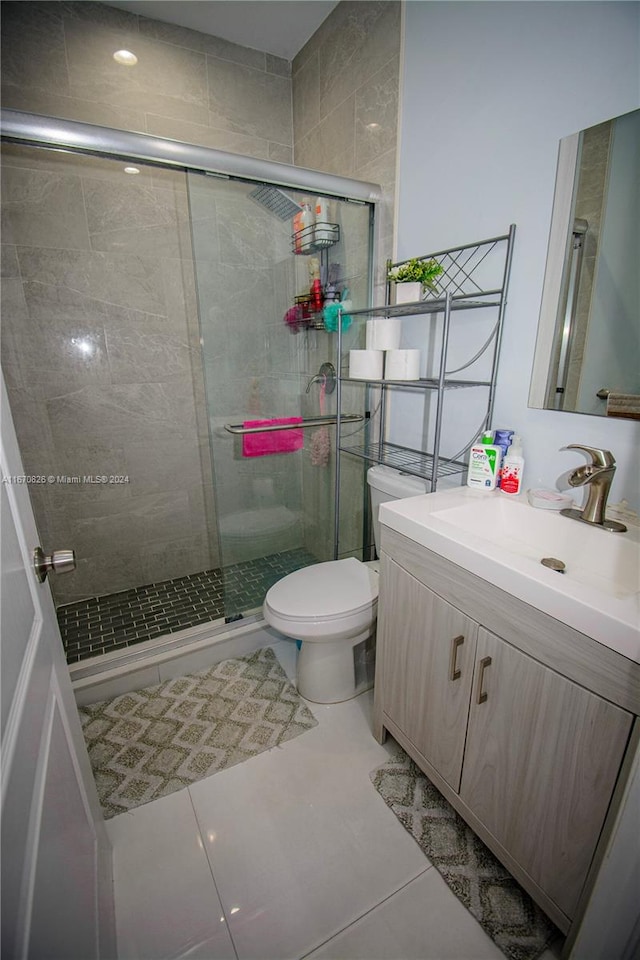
[397,1,640,508]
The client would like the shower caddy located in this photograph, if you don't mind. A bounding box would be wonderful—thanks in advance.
[333,226,516,556]
[289,217,342,330]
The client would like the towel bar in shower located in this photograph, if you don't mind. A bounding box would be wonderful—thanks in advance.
[224,415,364,435]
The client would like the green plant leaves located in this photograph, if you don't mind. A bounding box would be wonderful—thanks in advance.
[388,258,443,287]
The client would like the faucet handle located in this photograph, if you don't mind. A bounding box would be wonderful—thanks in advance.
[565,444,616,468]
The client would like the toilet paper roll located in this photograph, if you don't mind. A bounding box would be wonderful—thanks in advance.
[349,349,384,380]
[365,318,401,351]
[384,349,421,380]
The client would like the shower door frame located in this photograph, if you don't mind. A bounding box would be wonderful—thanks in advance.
[1,108,380,673]
[0,109,381,203]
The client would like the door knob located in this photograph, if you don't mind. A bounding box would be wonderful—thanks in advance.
[33,547,76,583]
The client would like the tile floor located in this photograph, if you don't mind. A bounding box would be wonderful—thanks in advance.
[106,640,564,960]
[58,549,317,663]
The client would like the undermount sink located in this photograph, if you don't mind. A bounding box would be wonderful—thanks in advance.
[379,486,640,663]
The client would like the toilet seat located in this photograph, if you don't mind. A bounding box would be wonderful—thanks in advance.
[266,557,378,621]
[263,558,378,642]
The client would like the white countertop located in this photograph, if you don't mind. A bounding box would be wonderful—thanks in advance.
[380,486,640,665]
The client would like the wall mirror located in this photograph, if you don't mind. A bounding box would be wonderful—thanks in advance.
[529,108,639,418]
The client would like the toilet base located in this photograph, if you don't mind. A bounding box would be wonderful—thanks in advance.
[296,628,376,704]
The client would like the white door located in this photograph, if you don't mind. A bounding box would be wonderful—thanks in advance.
[1,376,116,960]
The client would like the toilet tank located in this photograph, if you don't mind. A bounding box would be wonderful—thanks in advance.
[366,466,428,553]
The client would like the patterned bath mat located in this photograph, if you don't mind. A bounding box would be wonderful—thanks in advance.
[370,750,561,960]
[80,647,317,818]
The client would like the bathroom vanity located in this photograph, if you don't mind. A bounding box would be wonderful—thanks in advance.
[373,489,640,938]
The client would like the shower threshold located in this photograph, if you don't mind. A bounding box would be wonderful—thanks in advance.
[57,548,317,665]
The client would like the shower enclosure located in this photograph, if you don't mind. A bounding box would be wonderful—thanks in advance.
[1,111,377,667]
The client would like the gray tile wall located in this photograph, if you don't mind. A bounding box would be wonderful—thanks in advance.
[292,0,400,299]
[1,0,383,593]
[0,0,296,603]
[1,0,293,162]
[1,145,218,603]
[292,1,401,559]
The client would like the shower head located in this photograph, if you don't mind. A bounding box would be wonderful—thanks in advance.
[248,185,302,220]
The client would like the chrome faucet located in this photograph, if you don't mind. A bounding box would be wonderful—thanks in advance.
[560,444,627,532]
[305,362,336,395]
[305,373,325,393]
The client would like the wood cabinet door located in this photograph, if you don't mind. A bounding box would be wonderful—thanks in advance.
[380,558,478,791]
[460,627,633,920]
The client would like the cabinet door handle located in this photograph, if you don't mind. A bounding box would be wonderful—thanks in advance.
[449,635,464,681]
[476,656,492,704]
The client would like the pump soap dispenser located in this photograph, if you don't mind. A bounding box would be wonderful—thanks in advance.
[500,435,525,495]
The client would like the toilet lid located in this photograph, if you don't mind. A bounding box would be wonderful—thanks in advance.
[265,558,378,622]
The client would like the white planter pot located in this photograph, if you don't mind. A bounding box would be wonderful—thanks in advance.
[390,282,423,305]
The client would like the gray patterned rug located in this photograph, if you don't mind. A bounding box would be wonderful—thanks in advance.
[80,647,317,818]
[370,751,561,960]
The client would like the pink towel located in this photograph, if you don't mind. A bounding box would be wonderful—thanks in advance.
[242,418,304,457]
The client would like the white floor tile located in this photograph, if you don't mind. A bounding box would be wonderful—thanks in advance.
[105,640,565,960]
[303,868,505,959]
[106,790,236,960]
[188,686,429,960]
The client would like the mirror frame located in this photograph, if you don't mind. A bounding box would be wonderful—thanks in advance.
[529,132,581,410]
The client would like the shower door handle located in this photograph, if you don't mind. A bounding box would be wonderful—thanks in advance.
[33,546,76,583]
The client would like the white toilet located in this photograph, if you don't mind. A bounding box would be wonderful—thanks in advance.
[263,465,428,703]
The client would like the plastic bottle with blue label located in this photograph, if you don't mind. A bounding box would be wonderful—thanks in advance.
[493,429,514,487]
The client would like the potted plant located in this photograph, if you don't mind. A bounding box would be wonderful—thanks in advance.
[388,258,444,304]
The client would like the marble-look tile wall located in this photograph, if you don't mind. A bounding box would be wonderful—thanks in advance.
[0,0,297,603]
[1,0,292,163]
[1,0,381,592]
[292,0,401,298]
[292,1,401,559]
[189,174,307,565]
[1,145,217,603]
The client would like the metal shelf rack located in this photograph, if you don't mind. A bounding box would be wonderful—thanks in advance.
[339,441,469,482]
[333,226,516,557]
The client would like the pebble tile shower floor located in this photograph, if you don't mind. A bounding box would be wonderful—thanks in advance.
[57,548,317,664]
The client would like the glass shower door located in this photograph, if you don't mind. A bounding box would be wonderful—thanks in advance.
[187,172,373,621]
[1,143,221,660]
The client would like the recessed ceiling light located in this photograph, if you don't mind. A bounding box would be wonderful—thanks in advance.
[366,122,381,130]
[113,49,138,66]
[124,166,140,175]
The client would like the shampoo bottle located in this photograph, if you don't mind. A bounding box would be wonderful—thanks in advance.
[500,435,525,495]
[314,196,333,243]
[299,201,315,252]
[292,209,304,253]
[467,433,502,490]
